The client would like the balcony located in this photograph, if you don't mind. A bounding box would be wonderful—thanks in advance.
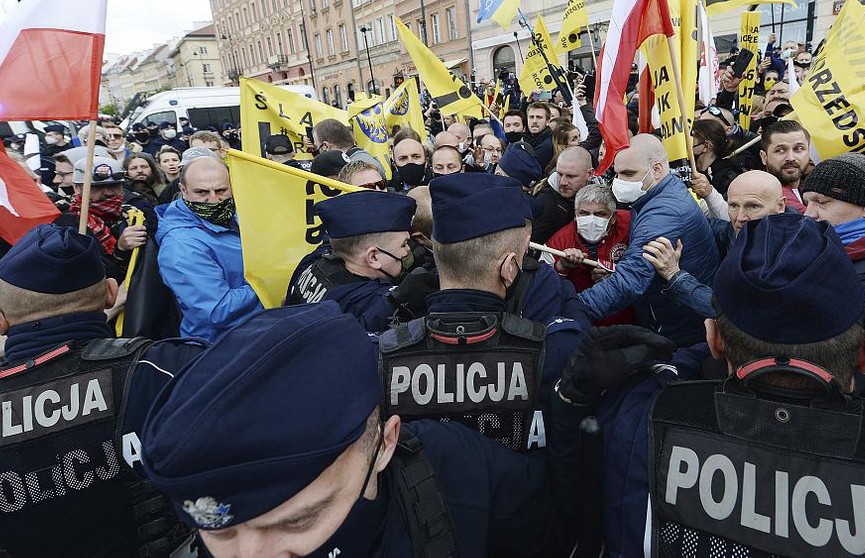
[227,68,242,82]
[267,54,290,69]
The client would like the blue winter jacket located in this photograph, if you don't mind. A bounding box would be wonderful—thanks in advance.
[155,199,263,341]
[576,174,719,346]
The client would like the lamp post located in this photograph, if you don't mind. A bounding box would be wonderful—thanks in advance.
[360,27,377,95]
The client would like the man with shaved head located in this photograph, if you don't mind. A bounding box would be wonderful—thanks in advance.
[577,134,719,346]
[156,157,263,341]
[643,170,788,318]
[434,130,460,149]
[532,145,594,243]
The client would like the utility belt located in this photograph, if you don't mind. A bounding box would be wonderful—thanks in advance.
[649,357,865,558]
[379,311,547,453]
[289,253,368,304]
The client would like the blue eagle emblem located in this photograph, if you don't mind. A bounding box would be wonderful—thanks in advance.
[388,89,410,117]
[354,103,388,144]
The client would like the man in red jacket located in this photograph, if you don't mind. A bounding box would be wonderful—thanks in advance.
[545,183,635,325]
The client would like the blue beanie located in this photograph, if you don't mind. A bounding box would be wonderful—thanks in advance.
[430,173,526,243]
[714,213,865,344]
[0,224,105,293]
[497,141,543,187]
[142,302,382,530]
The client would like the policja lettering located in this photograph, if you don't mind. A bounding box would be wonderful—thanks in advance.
[389,358,530,406]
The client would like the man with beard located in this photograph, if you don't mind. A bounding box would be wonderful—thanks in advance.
[523,103,554,171]
[156,156,263,341]
[59,156,151,281]
[531,146,594,244]
[123,153,166,204]
[760,120,810,213]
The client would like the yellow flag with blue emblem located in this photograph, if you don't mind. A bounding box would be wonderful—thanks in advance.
[240,77,348,160]
[384,79,428,143]
[395,17,484,117]
[476,0,520,30]
[348,94,393,180]
[227,149,361,308]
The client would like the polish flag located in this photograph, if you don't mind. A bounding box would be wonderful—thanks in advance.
[0,0,107,121]
[0,146,60,245]
[593,0,674,173]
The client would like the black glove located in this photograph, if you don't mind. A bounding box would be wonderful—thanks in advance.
[386,268,440,317]
[557,325,677,407]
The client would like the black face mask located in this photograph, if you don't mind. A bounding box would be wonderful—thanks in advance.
[397,162,426,186]
[505,131,523,144]
[376,246,415,284]
[501,256,523,301]
[59,185,75,196]
[184,197,236,227]
[134,132,149,143]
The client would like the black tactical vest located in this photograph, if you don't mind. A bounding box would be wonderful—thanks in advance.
[0,338,193,558]
[288,254,368,305]
[379,312,547,453]
[649,358,865,558]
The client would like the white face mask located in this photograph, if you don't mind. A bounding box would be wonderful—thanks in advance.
[576,214,611,243]
[45,136,58,145]
[162,129,177,140]
[612,168,652,203]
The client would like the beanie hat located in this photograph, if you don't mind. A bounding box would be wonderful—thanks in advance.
[801,153,865,207]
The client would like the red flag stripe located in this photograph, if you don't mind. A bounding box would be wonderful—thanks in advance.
[0,147,60,244]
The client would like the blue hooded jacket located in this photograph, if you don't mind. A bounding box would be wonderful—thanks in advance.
[155,199,263,341]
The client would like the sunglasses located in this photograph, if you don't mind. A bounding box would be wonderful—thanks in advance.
[703,105,731,127]
[358,180,386,190]
[107,133,125,139]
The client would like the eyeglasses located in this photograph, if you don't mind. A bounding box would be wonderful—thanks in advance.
[702,105,731,127]
[358,180,386,190]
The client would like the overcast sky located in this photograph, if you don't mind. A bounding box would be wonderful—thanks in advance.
[0,0,215,55]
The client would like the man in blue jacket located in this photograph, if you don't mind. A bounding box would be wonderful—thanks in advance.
[156,156,263,341]
[576,134,719,346]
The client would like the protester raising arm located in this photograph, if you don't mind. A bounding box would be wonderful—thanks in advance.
[643,237,715,319]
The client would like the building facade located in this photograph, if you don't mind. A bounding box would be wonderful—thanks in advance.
[168,25,224,88]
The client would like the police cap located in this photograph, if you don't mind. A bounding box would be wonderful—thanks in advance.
[430,173,526,243]
[714,213,865,344]
[141,302,382,530]
[497,141,543,187]
[0,224,105,294]
[316,190,416,239]
[44,124,66,134]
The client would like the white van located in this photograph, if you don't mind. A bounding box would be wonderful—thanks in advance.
[123,85,317,131]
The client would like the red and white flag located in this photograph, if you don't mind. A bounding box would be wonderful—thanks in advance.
[593,0,674,173]
[0,0,107,121]
[697,2,719,107]
[0,146,60,244]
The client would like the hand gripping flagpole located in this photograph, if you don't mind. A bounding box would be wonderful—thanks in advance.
[518,10,575,105]
[77,121,98,235]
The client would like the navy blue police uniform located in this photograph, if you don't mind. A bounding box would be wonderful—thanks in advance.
[0,225,207,558]
[287,190,436,331]
[142,301,588,557]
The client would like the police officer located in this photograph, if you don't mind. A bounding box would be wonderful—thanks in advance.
[379,173,592,458]
[141,301,586,556]
[0,224,205,557]
[287,190,438,331]
[557,213,865,557]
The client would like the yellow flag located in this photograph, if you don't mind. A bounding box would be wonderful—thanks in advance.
[227,149,361,308]
[384,79,428,143]
[705,0,794,17]
[501,94,511,119]
[641,35,691,177]
[790,0,865,159]
[736,12,761,128]
[395,17,483,116]
[518,16,565,94]
[557,0,587,55]
[677,0,698,122]
[240,77,348,160]
[348,94,393,180]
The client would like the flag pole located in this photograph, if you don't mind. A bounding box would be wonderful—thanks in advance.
[665,36,698,176]
[77,120,98,235]
[586,24,598,69]
[518,10,575,105]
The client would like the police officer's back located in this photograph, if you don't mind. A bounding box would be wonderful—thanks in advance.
[569,214,865,557]
[0,224,203,557]
[141,302,588,557]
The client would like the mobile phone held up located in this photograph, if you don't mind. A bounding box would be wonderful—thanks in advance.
[732,48,755,78]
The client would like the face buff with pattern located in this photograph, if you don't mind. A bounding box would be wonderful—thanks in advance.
[184,197,236,227]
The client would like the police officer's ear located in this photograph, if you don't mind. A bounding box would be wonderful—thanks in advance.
[105,278,119,310]
[0,310,9,335]
[373,415,401,477]
[704,318,726,360]
[499,252,520,288]
[365,247,383,270]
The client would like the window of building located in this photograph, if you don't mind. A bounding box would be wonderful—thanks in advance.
[339,24,348,52]
[198,46,209,55]
[493,45,516,75]
[206,80,215,87]
[334,84,342,106]
[376,18,385,45]
[288,28,296,53]
[266,37,273,56]
[323,0,329,8]
[277,32,284,54]
[416,19,425,42]
[314,34,322,59]
[300,24,308,50]
[250,3,256,21]
[322,86,330,104]
[261,0,267,16]
[242,7,248,27]
[758,0,815,47]
[203,63,212,73]
[310,0,316,12]
[273,0,279,13]
[431,13,440,45]
[388,14,396,42]
[258,41,264,64]
[446,7,457,40]
[326,29,335,55]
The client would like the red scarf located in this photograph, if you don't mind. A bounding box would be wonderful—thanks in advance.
[69,195,123,255]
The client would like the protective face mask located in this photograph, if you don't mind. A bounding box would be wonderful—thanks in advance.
[576,214,612,243]
[504,131,522,144]
[397,162,426,186]
[612,169,652,203]
[184,197,236,227]
[376,246,415,284]
[135,133,149,143]
[162,129,177,140]
[45,136,58,145]
[764,77,777,90]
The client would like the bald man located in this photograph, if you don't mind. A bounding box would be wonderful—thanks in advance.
[156,157,263,341]
[447,122,472,153]
[577,134,719,346]
[392,138,428,190]
[532,146,594,243]
[643,171,788,318]
[434,131,460,149]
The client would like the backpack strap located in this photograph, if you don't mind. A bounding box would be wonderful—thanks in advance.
[392,429,460,558]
